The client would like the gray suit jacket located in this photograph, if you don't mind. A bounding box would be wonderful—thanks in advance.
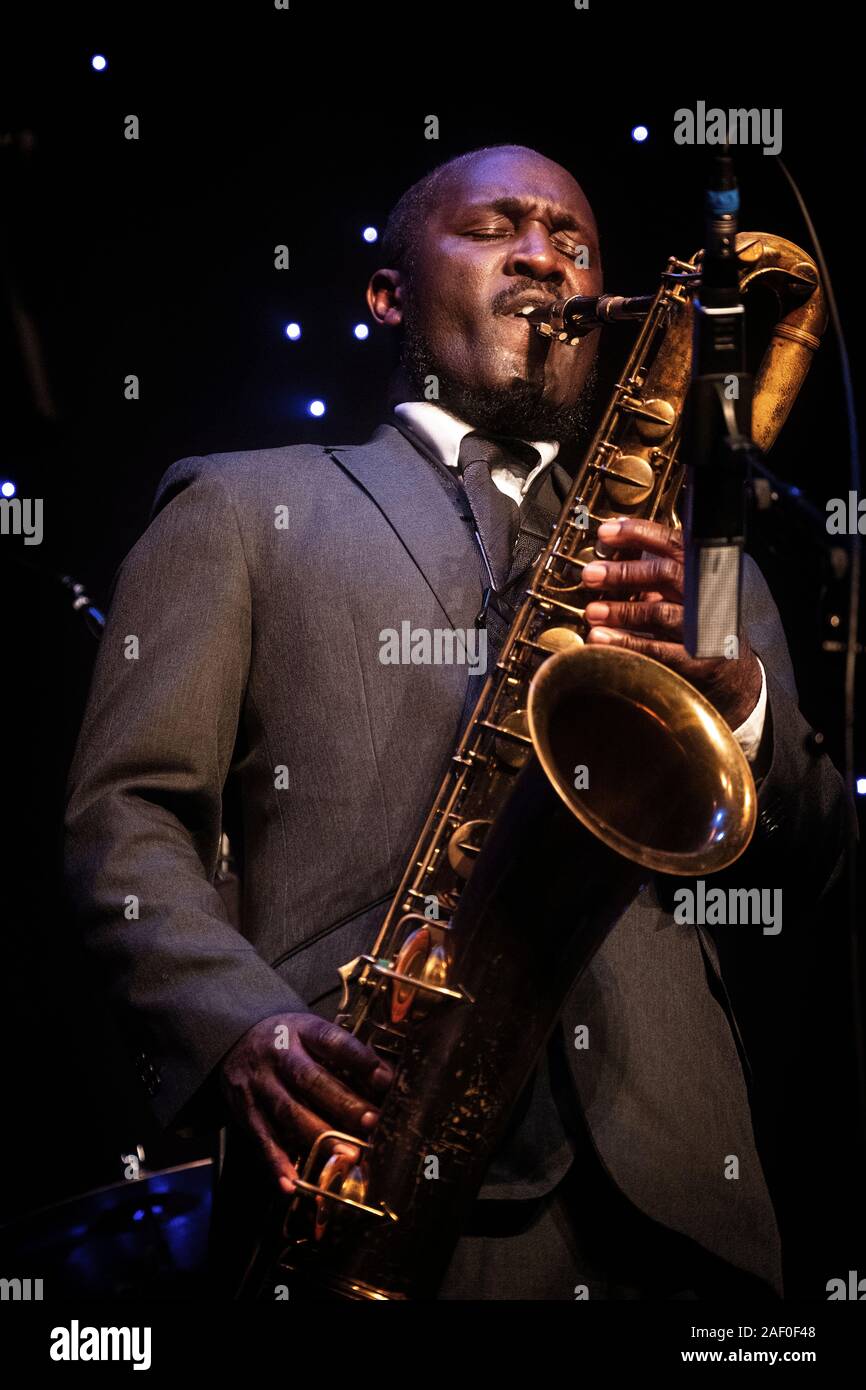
[64,423,848,1295]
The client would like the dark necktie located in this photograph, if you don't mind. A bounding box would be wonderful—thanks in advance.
[456,432,540,591]
[456,431,564,686]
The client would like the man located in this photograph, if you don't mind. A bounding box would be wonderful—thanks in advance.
[64,144,848,1300]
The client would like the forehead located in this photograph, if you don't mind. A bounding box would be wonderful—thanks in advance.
[437,149,594,225]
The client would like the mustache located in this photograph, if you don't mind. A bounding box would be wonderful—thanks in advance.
[401,283,565,321]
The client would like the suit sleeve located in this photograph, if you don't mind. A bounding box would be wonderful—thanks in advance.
[63,457,307,1133]
[656,551,850,947]
[733,554,852,899]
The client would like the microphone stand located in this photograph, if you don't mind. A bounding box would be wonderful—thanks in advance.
[682,144,754,660]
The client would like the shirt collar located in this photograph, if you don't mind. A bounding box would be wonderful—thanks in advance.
[393,400,560,474]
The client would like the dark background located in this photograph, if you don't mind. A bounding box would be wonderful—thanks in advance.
[2,7,863,1299]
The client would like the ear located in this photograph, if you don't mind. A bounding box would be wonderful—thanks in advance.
[366,268,404,327]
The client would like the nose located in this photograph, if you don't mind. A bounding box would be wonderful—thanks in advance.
[505,220,566,284]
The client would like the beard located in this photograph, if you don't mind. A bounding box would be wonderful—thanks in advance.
[399,310,600,445]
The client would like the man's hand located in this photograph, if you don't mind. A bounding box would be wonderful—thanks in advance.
[217,1011,394,1193]
[582,517,762,731]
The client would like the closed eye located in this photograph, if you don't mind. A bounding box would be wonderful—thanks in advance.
[551,234,583,257]
[466,228,582,257]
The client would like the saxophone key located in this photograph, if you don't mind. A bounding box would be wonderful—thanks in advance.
[445,818,492,877]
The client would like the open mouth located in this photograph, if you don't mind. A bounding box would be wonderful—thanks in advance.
[498,297,554,320]
[500,296,556,322]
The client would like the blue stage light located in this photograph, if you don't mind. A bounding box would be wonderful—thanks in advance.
[91,54,108,72]
[1,480,15,498]
[362,226,378,243]
[308,399,326,417]
[284,322,301,341]
[631,125,649,143]
[857,777,866,796]
[353,323,369,340]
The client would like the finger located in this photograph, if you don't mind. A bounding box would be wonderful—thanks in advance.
[585,599,683,639]
[299,1017,394,1091]
[597,517,684,558]
[262,1078,364,1190]
[244,1105,301,1192]
[260,1074,368,1163]
[585,627,700,674]
[587,623,746,675]
[581,556,684,598]
[286,1045,383,1136]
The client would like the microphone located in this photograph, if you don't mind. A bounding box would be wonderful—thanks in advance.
[682,147,755,660]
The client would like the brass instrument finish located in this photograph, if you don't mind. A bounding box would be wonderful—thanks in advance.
[249,233,825,1302]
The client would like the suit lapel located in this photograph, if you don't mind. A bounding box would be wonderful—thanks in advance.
[326,423,483,634]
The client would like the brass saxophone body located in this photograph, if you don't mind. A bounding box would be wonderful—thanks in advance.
[248,233,825,1301]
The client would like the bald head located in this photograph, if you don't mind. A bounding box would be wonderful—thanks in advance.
[381,144,595,279]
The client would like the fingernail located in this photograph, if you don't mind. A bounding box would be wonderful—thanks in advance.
[589,627,614,643]
[585,602,609,621]
[598,520,622,537]
[371,1066,393,1087]
[279,1175,295,1193]
[582,563,607,584]
[361,1110,379,1128]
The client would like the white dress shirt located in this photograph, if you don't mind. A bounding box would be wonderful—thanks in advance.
[393,400,767,761]
[394,400,556,504]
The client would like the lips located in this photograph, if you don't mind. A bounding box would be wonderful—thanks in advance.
[498,294,555,318]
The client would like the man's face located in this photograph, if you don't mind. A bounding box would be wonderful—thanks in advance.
[371,147,603,440]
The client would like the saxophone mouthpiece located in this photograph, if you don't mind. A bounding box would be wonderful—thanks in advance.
[527,294,655,341]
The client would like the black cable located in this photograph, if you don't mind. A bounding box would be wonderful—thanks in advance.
[776,155,865,1139]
